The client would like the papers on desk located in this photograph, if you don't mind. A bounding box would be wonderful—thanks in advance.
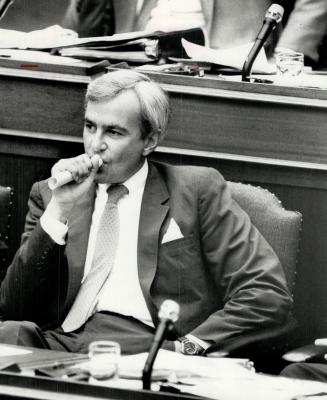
[0,48,110,75]
[0,344,31,356]
[184,371,327,400]
[273,72,327,90]
[0,25,206,68]
[181,39,275,74]
[119,349,252,379]
[0,25,78,50]
[92,349,253,393]
[91,350,327,400]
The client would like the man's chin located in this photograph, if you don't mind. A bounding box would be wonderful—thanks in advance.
[94,168,116,185]
[94,175,109,185]
[94,168,107,183]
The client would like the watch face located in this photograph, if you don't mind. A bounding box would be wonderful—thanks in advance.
[183,341,198,355]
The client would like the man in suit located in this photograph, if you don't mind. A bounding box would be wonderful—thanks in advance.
[0,69,291,355]
[62,0,327,64]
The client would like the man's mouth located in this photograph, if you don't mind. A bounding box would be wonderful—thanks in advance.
[97,161,108,173]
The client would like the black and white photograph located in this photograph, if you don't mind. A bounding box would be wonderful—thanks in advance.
[0,1,326,399]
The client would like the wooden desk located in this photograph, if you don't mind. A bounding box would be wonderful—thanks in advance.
[0,66,327,348]
[0,345,198,400]
[0,371,197,400]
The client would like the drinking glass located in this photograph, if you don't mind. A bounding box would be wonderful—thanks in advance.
[88,341,120,381]
[275,51,304,77]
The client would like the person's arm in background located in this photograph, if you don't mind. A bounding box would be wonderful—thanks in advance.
[62,0,79,33]
[62,0,115,37]
[276,0,327,66]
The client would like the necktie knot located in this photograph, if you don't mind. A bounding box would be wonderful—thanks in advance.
[107,184,128,205]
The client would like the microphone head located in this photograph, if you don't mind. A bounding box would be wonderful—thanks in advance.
[266,4,284,24]
[158,300,180,323]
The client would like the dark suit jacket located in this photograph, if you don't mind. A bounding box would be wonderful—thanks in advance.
[0,162,292,346]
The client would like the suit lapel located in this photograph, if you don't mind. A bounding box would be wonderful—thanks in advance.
[138,163,169,324]
[65,184,96,309]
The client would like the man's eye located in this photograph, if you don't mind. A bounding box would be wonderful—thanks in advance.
[107,129,122,136]
[85,123,96,133]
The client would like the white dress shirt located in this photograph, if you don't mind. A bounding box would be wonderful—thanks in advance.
[144,0,206,33]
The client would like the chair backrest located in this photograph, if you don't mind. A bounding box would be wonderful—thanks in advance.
[228,181,302,296]
[0,186,14,277]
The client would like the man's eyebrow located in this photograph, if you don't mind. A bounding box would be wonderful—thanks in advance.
[104,124,128,133]
[84,117,93,125]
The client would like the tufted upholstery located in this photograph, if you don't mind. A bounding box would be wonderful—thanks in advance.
[0,186,13,278]
[228,181,302,296]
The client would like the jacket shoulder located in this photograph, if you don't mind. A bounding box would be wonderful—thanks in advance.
[152,161,226,188]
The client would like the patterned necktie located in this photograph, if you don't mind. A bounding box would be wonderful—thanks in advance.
[62,184,129,332]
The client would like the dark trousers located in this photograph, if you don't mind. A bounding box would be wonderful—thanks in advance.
[0,312,175,354]
[280,363,327,382]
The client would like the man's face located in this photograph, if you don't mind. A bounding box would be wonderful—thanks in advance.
[83,90,156,184]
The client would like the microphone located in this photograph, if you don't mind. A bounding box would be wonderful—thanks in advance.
[0,0,14,20]
[241,4,284,82]
[142,300,179,390]
[48,156,103,190]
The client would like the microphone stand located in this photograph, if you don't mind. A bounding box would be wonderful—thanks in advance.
[241,27,272,82]
[241,4,284,82]
[142,319,172,390]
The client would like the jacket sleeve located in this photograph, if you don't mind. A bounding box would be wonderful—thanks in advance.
[189,168,292,344]
[277,0,327,62]
[62,0,115,37]
[0,182,68,328]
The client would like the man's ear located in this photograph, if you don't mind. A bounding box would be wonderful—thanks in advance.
[143,130,160,156]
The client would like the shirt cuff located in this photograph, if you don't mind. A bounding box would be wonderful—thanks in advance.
[186,334,211,350]
[40,211,68,245]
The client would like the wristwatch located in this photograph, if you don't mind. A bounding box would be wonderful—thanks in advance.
[178,337,204,355]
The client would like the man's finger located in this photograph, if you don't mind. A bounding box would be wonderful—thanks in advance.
[315,338,327,346]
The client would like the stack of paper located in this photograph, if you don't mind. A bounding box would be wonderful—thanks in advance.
[181,38,275,74]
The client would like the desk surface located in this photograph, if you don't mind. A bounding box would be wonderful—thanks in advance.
[0,345,198,400]
[0,345,326,400]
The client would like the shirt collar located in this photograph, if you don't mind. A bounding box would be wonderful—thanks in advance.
[97,160,149,196]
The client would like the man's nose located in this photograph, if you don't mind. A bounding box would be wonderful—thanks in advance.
[91,132,106,152]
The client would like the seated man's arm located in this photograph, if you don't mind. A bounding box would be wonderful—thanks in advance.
[276,0,327,63]
[62,0,114,37]
[189,168,292,347]
[0,181,67,326]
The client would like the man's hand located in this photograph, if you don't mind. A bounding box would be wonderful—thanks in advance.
[315,338,327,346]
[47,154,102,223]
